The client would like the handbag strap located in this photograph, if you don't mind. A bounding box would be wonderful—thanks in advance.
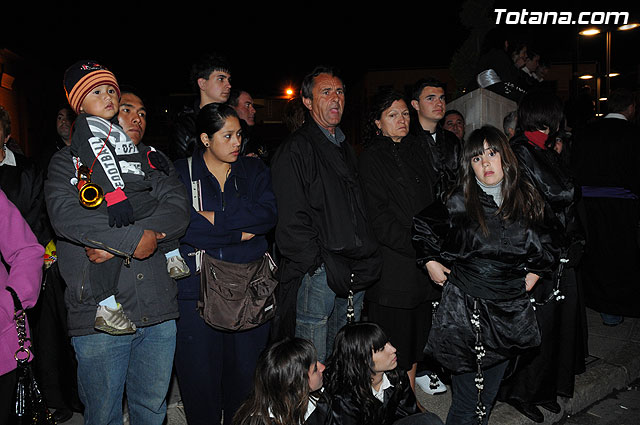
[6,285,23,311]
[187,156,203,211]
[187,156,205,272]
[6,286,31,363]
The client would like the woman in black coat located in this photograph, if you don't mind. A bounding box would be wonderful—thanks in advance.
[496,92,587,423]
[412,125,557,424]
[358,89,437,392]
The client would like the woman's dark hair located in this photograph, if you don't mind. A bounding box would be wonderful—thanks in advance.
[457,125,544,234]
[517,91,564,134]
[233,338,319,425]
[364,89,407,143]
[195,102,239,151]
[324,322,394,424]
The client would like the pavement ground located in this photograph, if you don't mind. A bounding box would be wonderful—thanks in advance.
[60,307,640,425]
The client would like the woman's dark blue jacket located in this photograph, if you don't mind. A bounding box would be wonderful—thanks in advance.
[174,150,278,300]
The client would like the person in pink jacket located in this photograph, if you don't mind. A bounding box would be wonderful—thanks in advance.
[0,188,44,423]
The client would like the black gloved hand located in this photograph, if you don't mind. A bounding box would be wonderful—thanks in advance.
[108,199,135,227]
[147,150,170,175]
[104,189,135,227]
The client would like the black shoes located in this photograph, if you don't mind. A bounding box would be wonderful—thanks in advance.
[603,317,624,327]
[52,408,74,423]
[539,400,561,414]
[508,399,544,423]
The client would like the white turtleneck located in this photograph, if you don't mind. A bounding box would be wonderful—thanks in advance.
[476,177,503,207]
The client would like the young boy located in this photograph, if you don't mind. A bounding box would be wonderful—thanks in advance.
[63,59,190,335]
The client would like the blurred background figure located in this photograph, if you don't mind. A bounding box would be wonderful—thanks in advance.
[282,96,306,134]
[0,105,50,246]
[497,91,586,423]
[229,88,269,162]
[572,88,640,326]
[440,110,466,142]
[35,105,76,177]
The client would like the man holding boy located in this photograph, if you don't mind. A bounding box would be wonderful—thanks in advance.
[45,61,189,424]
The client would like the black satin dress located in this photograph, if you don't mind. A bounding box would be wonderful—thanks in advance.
[497,133,587,404]
[412,187,556,374]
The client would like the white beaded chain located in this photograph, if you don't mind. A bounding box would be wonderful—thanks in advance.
[529,258,568,309]
[472,299,487,424]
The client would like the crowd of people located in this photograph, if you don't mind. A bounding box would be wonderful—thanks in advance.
[0,47,637,425]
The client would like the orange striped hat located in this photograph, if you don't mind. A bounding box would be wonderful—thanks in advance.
[63,60,120,114]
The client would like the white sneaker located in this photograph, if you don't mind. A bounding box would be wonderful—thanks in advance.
[95,304,137,335]
[167,255,190,279]
[415,373,447,395]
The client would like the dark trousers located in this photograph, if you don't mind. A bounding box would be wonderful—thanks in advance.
[174,299,271,425]
[0,368,17,425]
[446,360,508,425]
[29,262,82,412]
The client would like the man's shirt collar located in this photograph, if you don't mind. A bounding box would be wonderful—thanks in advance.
[314,121,345,146]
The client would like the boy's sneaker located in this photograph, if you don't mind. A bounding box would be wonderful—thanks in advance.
[415,373,447,395]
[167,255,190,279]
[95,304,137,335]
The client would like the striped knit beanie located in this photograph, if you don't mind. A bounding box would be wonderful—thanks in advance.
[64,60,120,114]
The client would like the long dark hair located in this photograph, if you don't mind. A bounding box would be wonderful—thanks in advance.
[233,338,319,425]
[324,322,396,424]
[458,125,544,234]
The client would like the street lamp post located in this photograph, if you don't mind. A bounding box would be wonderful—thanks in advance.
[579,23,637,113]
[605,30,611,100]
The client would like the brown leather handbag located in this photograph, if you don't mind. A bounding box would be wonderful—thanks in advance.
[186,156,277,331]
[197,252,277,331]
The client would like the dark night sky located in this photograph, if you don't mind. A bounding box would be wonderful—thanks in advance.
[4,1,639,97]
[4,4,468,98]
[2,1,639,141]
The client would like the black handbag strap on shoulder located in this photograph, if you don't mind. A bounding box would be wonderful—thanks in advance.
[6,285,23,310]
[6,286,31,364]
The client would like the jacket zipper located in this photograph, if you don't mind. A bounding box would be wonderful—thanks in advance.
[86,238,133,266]
[80,262,88,303]
[219,177,226,260]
